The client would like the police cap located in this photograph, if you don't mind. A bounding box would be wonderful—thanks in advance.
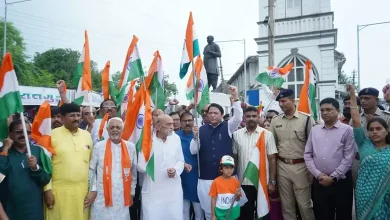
[358,87,379,97]
[276,89,294,101]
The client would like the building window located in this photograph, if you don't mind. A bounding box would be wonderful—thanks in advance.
[287,0,301,9]
[280,55,318,99]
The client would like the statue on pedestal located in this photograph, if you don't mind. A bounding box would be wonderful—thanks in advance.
[203,35,221,90]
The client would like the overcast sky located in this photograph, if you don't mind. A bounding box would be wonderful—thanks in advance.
[3,0,390,102]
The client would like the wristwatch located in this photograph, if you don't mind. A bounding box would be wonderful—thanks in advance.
[270,180,277,186]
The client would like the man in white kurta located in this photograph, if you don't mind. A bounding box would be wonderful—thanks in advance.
[87,117,137,220]
[138,114,184,220]
[90,100,118,145]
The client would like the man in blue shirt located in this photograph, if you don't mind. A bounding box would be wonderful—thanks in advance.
[176,112,204,220]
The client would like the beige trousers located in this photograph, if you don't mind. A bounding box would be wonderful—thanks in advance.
[277,161,315,220]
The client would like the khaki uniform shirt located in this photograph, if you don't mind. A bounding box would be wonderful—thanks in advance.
[349,108,390,136]
[270,111,315,159]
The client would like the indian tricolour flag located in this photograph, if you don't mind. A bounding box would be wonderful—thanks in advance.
[120,79,138,118]
[101,61,117,103]
[298,60,318,121]
[243,131,270,218]
[255,63,294,88]
[117,35,144,113]
[73,30,92,105]
[122,87,145,151]
[179,11,200,79]
[31,101,53,176]
[142,89,154,181]
[185,55,210,114]
[148,50,165,110]
[0,53,23,141]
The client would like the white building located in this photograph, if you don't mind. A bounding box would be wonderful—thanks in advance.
[220,0,346,111]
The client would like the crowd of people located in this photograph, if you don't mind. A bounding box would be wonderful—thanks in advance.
[0,80,389,220]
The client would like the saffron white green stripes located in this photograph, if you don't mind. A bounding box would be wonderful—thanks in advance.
[0,53,23,141]
[149,52,165,110]
[307,65,318,121]
[73,50,87,105]
[179,12,200,79]
[73,31,91,105]
[185,56,210,114]
[117,39,144,114]
[243,132,270,218]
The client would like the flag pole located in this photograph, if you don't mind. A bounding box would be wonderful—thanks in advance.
[19,113,31,156]
[191,57,202,178]
[192,58,199,123]
[88,92,93,117]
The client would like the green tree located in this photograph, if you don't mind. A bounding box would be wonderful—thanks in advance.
[33,48,79,84]
[33,48,102,91]
[0,21,27,77]
[162,75,178,98]
[19,63,56,87]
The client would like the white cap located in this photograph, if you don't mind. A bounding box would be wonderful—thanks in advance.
[220,155,235,166]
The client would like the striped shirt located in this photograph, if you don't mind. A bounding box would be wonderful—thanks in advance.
[233,126,278,186]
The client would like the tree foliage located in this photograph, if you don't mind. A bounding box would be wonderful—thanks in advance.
[162,75,178,98]
[0,21,27,77]
[0,21,178,96]
[338,70,356,85]
[33,48,102,91]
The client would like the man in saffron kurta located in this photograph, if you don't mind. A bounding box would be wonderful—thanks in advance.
[44,103,93,220]
[87,117,137,220]
[138,114,185,220]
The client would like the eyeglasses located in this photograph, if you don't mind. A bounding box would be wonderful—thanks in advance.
[83,112,96,116]
[320,108,337,113]
[101,105,116,110]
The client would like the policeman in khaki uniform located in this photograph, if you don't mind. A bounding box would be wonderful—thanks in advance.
[354,87,390,135]
[270,89,315,220]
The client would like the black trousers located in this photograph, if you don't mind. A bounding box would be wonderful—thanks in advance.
[239,185,269,220]
[312,171,353,220]
[129,184,141,220]
[207,73,218,90]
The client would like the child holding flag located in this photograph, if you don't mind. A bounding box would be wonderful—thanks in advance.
[209,155,241,220]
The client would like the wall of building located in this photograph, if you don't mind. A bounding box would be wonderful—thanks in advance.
[259,0,331,20]
[228,61,259,96]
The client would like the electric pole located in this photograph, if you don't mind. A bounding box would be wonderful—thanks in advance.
[268,0,275,67]
[352,70,356,86]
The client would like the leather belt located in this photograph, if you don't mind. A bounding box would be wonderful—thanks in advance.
[355,153,360,160]
[278,156,305,165]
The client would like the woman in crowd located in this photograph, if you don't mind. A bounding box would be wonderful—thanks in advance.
[348,85,390,219]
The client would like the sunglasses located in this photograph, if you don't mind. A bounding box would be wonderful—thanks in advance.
[14,130,31,135]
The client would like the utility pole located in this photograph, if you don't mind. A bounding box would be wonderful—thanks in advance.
[3,0,32,56]
[268,0,275,66]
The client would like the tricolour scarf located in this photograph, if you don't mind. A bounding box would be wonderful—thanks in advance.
[103,139,132,207]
